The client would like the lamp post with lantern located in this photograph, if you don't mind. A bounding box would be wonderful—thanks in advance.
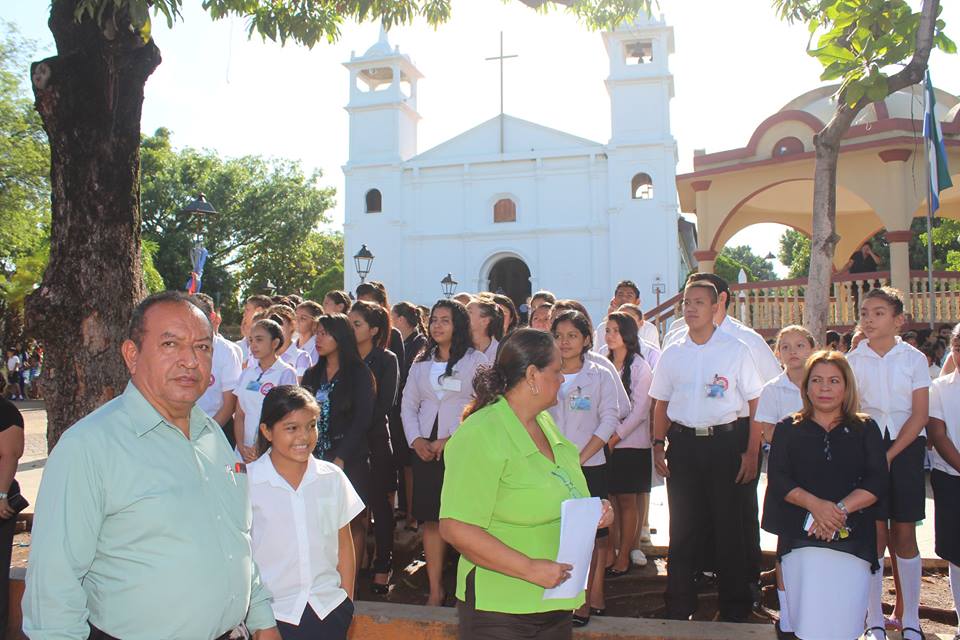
[353,244,375,284]
[441,273,458,299]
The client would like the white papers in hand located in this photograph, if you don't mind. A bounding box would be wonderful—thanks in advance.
[542,497,602,600]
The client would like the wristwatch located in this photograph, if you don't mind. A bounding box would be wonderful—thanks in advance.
[836,500,848,515]
[653,438,666,448]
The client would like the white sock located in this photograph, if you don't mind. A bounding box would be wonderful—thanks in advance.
[897,554,922,633]
[777,589,793,632]
[865,556,886,634]
[950,563,960,634]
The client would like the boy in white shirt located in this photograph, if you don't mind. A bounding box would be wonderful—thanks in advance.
[649,280,764,622]
[192,294,243,434]
[847,287,930,640]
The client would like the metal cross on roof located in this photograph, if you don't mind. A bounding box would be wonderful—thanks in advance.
[485,32,518,155]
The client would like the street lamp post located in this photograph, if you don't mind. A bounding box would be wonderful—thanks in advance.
[181,192,217,294]
[651,276,667,308]
[353,244,375,284]
[441,273,458,298]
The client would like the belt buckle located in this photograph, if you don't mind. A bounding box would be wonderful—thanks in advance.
[694,426,713,437]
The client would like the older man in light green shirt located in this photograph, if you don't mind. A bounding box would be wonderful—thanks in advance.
[23,292,280,640]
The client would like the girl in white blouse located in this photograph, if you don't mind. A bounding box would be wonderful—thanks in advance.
[249,385,364,640]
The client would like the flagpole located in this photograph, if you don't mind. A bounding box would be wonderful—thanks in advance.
[924,75,936,331]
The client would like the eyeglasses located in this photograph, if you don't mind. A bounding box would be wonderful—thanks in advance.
[551,468,583,499]
[823,432,832,462]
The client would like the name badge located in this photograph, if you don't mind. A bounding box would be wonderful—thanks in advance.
[570,395,592,411]
[246,380,262,392]
[705,374,729,399]
[441,377,462,392]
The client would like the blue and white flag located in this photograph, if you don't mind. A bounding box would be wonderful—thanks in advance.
[924,70,953,213]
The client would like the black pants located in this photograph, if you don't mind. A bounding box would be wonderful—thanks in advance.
[277,599,354,640]
[368,426,395,571]
[457,571,571,640]
[0,479,18,640]
[664,428,751,621]
[736,417,763,585]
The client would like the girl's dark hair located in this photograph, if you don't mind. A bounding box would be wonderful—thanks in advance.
[472,297,505,341]
[492,294,519,332]
[356,281,388,307]
[324,290,351,313]
[350,300,392,351]
[464,329,557,419]
[297,300,324,318]
[255,385,320,456]
[392,301,426,336]
[552,299,594,329]
[308,313,376,404]
[417,299,472,380]
[551,310,593,355]
[605,311,642,400]
[617,302,644,322]
[252,318,284,353]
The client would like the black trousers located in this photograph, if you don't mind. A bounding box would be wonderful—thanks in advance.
[664,428,751,621]
[457,571,571,640]
[277,599,354,640]
[368,426,395,571]
[0,479,18,640]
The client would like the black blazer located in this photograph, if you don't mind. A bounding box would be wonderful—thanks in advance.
[301,360,376,465]
[364,347,399,444]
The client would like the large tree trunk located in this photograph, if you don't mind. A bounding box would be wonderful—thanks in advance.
[25,1,160,450]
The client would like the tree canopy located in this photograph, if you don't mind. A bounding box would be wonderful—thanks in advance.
[715,245,776,284]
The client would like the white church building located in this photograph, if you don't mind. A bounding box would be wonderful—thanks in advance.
[342,14,686,318]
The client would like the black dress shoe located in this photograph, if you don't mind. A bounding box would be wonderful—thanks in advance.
[572,614,590,627]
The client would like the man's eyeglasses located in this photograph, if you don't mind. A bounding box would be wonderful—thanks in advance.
[551,468,583,499]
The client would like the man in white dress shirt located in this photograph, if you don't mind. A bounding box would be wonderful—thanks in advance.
[594,280,660,348]
[193,293,244,446]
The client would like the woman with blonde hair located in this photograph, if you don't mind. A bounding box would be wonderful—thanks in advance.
[762,351,888,640]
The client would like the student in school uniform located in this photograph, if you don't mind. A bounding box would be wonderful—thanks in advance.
[233,318,298,463]
[301,313,377,573]
[763,351,887,640]
[295,300,323,366]
[357,282,406,375]
[490,293,520,335]
[391,302,428,531]
[249,385,364,640]
[192,294,243,446]
[755,325,816,638]
[610,303,661,369]
[529,290,556,313]
[529,303,553,332]
[549,309,623,626]
[266,305,312,383]
[467,296,504,362]
[323,290,352,315]
[236,294,273,365]
[594,280,660,348]
[649,280,764,622]
[928,324,960,640]
[846,287,931,640]
[602,312,654,573]
[401,299,487,607]
[348,300,400,595]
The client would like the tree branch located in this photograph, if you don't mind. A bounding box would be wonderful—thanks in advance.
[886,0,940,95]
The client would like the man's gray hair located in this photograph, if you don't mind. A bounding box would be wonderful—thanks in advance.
[128,291,211,348]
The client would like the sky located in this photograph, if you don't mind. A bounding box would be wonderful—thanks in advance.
[6,1,960,279]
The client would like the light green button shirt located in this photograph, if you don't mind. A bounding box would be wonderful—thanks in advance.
[23,383,275,640]
[440,397,589,614]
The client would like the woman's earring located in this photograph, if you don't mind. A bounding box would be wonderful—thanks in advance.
[529,383,540,395]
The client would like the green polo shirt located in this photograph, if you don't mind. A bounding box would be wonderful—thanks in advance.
[440,397,589,614]
[23,383,275,640]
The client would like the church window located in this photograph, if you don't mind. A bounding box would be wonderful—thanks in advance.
[365,189,382,213]
[494,198,517,223]
[625,40,654,65]
[772,137,804,158]
[631,173,654,200]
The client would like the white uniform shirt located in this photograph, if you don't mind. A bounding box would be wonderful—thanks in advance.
[482,338,499,362]
[233,359,298,447]
[649,328,764,429]
[6,355,20,373]
[929,371,960,476]
[847,338,931,438]
[236,337,250,365]
[248,455,364,624]
[197,334,243,418]
[279,343,312,378]
[755,371,803,425]
[296,336,319,367]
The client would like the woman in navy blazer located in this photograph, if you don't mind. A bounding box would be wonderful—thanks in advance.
[401,299,488,606]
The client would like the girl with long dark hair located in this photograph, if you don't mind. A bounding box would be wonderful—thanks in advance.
[348,301,399,594]
[301,314,376,571]
[549,310,621,625]
[391,301,428,530]
[603,312,654,575]
[401,299,488,606]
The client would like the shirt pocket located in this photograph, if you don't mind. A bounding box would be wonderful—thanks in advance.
[309,496,341,535]
[216,466,253,532]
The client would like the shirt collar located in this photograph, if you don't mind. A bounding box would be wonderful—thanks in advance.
[773,370,799,390]
[249,452,322,491]
[494,397,566,457]
[857,336,905,359]
[120,382,214,440]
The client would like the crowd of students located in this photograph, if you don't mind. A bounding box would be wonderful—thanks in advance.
[188,274,960,640]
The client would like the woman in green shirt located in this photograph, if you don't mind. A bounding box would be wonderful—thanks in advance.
[440,329,613,640]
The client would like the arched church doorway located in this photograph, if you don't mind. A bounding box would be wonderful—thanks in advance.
[487,257,532,315]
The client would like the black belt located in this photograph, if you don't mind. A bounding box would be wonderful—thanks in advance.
[668,421,738,437]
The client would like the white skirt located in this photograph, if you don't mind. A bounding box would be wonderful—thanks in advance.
[781,546,870,640]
